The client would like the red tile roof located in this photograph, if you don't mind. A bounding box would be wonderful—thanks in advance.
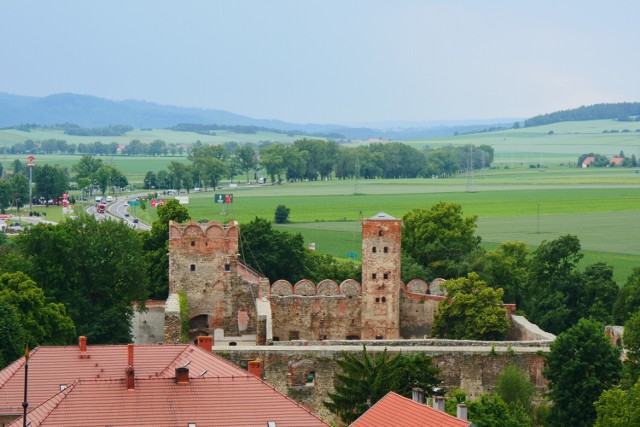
[1,341,328,426]
[350,392,470,427]
[9,376,327,427]
[610,157,624,165]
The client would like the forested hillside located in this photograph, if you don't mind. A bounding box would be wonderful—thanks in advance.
[525,102,640,127]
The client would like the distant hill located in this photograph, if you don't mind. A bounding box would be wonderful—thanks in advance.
[524,102,640,127]
[0,92,517,140]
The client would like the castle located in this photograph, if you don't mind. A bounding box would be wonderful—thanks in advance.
[136,213,458,345]
[131,213,554,420]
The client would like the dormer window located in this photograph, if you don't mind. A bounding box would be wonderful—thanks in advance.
[378,230,384,236]
[190,241,195,247]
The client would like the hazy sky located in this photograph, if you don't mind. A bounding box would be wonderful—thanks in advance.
[1,1,638,125]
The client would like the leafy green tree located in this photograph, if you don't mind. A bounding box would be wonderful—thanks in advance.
[494,365,534,414]
[467,393,530,427]
[432,272,510,340]
[0,272,75,347]
[595,378,640,426]
[0,299,24,368]
[402,202,481,279]
[239,217,307,284]
[324,346,401,425]
[16,215,149,343]
[395,353,442,398]
[9,173,28,210]
[34,164,69,206]
[477,241,530,307]
[143,199,191,299]
[72,155,103,180]
[259,144,288,183]
[544,318,622,427]
[621,311,640,388]
[274,204,290,224]
[189,145,228,190]
[143,171,157,190]
[526,235,618,334]
[614,268,640,324]
[0,179,11,212]
[303,251,361,283]
[235,144,258,183]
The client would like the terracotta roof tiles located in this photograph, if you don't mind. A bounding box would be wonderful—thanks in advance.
[351,392,470,427]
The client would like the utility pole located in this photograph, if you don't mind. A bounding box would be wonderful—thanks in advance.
[27,156,36,214]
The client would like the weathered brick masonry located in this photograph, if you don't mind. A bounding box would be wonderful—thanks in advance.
[215,343,549,422]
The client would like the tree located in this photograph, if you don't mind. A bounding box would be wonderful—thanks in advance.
[614,268,640,324]
[494,365,534,414]
[0,299,24,368]
[325,346,402,425]
[259,144,288,183]
[402,202,481,279]
[303,251,361,284]
[526,235,618,334]
[274,204,290,224]
[595,378,640,426]
[432,273,510,340]
[621,311,640,388]
[0,272,75,347]
[239,217,307,284]
[72,155,103,179]
[235,144,258,183]
[9,173,28,210]
[395,352,441,398]
[16,216,149,343]
[476,242,530,307]
[143,171,157,190]
[143,199,190,299]
[467,393,530,427]
[34,164,68,206]
[544,318,622,427]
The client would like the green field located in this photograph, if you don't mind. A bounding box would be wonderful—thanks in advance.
[4,120,640,284]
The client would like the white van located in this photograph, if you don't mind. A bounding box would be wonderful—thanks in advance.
[95,196,103,204]
[106,196,113,202]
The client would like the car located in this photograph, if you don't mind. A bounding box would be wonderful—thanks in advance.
[133,218,139,223]
[125,213,130,217]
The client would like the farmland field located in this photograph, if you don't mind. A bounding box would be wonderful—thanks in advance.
[3,119,640,284]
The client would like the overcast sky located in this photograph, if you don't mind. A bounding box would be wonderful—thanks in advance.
[1,1,638,125]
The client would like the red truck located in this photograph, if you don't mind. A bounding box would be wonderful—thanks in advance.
[96,203,106,214]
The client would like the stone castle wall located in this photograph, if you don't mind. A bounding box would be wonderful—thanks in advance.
[216,344,548,423]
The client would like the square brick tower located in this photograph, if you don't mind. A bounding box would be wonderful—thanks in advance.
[360,213,402,339]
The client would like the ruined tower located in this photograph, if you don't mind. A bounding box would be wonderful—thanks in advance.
[168,220,259,340]
[360,213,402,339]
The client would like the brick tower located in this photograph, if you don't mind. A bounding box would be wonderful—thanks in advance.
[360,213,402,339]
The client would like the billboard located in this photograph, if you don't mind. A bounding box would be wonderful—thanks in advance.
[215,194,234,204]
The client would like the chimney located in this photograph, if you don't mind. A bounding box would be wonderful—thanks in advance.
[197,336,213,353]
[126,366,135,391]
[128,344,134,367]
[433,396,445,412]
[79,336,87,352]
[411,387,424,404]
[248,360,262,378]
[456,403,468,421]
[176,367,190,384]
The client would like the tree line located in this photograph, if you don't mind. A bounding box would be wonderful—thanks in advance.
[525,102,640,127]
[141,139,494,192]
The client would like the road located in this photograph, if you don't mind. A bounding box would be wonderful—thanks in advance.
[87,196,151,231]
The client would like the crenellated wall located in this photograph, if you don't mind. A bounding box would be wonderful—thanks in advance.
[167,220,261,341]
